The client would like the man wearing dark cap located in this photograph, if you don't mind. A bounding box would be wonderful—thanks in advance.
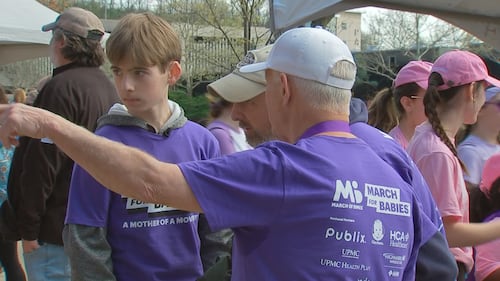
[0,7,119,281]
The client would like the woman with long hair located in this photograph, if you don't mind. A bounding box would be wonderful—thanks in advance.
[388,61,432,149]
[407,50,500,281]
[368,61,432,149]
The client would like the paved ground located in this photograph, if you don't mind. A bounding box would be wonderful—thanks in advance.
[0,242,25,281]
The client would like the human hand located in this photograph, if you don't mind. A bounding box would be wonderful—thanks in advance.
[22,239,40,254]
[0,104,53,147]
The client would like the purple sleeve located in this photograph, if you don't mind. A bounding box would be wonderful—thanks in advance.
[65,163,112,227]
[179,148,285,231]
[209,128,236,155]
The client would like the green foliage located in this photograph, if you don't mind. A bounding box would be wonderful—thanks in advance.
[169,88,210,124]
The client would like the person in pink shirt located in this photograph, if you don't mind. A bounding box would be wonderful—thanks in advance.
[470,153,500,281]
[368,61,432,148]
[407,50,500,281]
[388,61,433,149]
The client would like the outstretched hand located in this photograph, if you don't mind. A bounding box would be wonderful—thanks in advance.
[0,103,53,147]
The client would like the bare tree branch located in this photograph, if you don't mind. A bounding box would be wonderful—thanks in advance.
[359,10,485,81]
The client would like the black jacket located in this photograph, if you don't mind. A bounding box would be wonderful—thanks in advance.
[0,63,119,245]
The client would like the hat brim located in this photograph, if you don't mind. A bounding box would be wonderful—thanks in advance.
[239,61,268,74]
[415,80,429,90]
[41,22,57,32]
[485,76,500,88]
[207,73,265,103]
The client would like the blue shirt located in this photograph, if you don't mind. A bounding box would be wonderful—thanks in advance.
[0,143,14,204]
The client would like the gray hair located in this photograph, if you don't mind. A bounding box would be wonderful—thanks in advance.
[290,60,355,114]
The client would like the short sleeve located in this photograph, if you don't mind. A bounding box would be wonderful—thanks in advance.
[415,153,463,219]
[65,164,112,227]
[209,127,236,155]
[179,147,285,231]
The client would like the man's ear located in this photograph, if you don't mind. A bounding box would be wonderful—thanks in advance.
[54,35,65,49]
[167,61,182,85]
[279,72,291,105]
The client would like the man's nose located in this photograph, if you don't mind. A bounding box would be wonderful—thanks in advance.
[231,104,241,121]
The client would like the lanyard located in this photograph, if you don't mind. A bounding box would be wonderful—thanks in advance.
[298,120,351,140]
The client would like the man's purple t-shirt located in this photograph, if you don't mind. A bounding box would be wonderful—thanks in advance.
[179,135,437,280]
[66,122,220,281]
[350,122,445,234]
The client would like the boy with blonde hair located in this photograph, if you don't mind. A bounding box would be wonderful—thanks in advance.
[63,13,220,281]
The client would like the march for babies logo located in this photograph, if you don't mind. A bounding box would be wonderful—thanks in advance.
[365,184,411,217]
[331,180,411,217]
[331,180,364,211]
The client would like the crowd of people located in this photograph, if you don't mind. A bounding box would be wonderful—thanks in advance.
[0,6,499,281]
[0,75,46,280]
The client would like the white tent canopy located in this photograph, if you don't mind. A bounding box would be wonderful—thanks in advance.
[270,0,500,50]
[0,0,59,65]
[2,1,499,65]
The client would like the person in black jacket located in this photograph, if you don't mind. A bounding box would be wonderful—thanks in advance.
[0,7,119,281]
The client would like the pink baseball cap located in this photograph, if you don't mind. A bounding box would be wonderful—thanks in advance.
[480,153,500,195]
[431,50,500,90]
[393,61,433,89]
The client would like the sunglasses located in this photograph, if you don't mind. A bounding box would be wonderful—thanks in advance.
[484,100,500,110]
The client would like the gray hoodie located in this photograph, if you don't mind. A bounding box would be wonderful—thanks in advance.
[96,100,187,135]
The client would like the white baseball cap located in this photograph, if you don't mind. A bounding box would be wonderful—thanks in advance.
[207,45,272,103]
[240,27,355,90]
